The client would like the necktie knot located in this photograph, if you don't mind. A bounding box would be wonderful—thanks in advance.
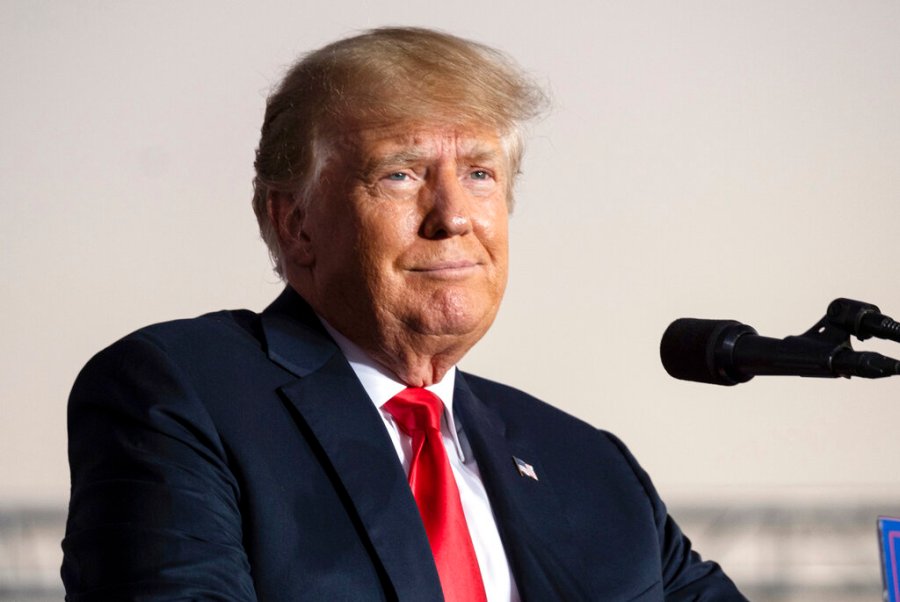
[383,387,443,435]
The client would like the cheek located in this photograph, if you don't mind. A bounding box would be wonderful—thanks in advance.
[360,205,419,253]
[478,204,510,256]
[352,209,419,290]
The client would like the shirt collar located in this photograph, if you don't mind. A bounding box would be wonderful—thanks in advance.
[319,317,466,462]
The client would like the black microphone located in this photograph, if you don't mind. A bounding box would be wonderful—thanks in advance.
[660,317,900,386]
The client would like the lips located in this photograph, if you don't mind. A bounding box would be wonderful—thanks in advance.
[408,259,483,279]
[411,260,479,271]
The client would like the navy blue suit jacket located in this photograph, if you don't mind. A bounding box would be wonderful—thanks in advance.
[62,288,746,601]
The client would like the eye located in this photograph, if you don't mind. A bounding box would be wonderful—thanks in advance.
[386,172,409,181]
[470,170,492,180]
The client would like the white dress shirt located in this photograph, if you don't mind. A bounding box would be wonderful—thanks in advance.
[321,321,520,602]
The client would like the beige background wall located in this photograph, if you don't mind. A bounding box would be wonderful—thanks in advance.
[2,1,898,507]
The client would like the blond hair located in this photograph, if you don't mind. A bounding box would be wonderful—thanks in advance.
[252,27,547,273]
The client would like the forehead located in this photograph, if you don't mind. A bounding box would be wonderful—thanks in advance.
[341,122,507,164]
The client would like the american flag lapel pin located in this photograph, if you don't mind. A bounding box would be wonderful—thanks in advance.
[513,456,538,481]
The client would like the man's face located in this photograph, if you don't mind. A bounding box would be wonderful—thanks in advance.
[291,123,511,360]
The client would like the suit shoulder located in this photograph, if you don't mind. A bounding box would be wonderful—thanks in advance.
[75,308,264,384]
[134,308,261,346]
[459,371,613,443]
[107,308,260,354]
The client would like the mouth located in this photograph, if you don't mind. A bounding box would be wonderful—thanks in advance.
[409,260,482,279]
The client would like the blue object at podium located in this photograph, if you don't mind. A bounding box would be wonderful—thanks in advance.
[880,516,900,602]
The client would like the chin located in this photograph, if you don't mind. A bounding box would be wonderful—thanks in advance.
[418,301,498,339]
[420,315,486,338]
[395,285,500,336]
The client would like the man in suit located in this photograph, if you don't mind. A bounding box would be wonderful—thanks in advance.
[62,27,747,600]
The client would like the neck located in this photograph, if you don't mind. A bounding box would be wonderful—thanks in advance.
[320,314,466,386]
[367,336,466,387]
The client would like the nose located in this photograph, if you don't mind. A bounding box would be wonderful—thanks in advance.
[419,169,472,240]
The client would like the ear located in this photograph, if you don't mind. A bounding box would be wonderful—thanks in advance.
[267,190,315,267]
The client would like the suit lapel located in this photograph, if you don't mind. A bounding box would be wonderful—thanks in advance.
[261,289,443,601]
[453,376,596,602]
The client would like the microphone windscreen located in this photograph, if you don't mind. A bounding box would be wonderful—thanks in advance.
[660,318,748,385]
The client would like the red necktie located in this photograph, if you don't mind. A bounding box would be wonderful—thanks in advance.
[383,388,488,602]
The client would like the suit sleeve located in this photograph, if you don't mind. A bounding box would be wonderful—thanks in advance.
[605,433,749,602]
[62,332,258,601]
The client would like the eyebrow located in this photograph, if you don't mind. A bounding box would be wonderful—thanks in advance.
[361,145,503,179]
[362,149,430,176]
